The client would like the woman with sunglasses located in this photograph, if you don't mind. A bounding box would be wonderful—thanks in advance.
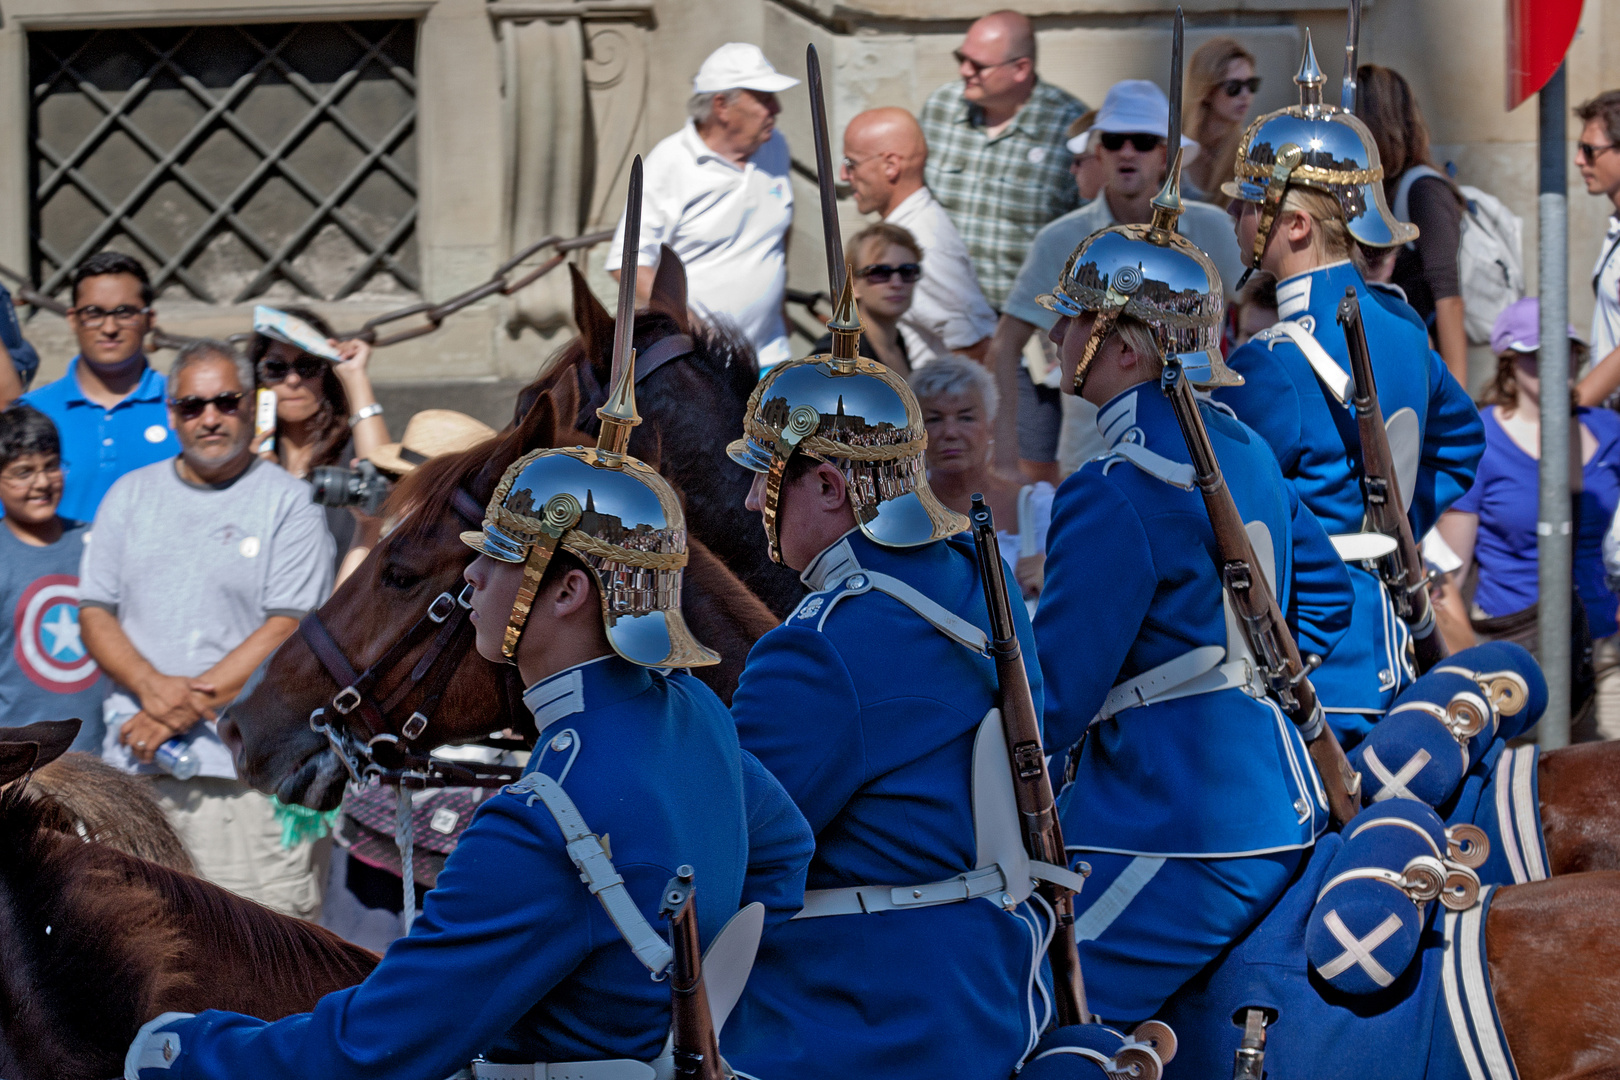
[247,307,389,569]
[812,223,922,375]
[1181,37,1259,203]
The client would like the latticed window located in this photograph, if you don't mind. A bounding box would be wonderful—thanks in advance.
[29,20,419,304]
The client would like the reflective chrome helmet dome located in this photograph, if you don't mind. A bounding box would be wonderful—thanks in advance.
[461,443,717,669]
[461,152,717,670]
[1035,177,1237,392]
[1221,31,1416,270]
[726,274,966,564]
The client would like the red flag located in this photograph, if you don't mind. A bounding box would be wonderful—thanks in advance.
[1506,0,1585,109]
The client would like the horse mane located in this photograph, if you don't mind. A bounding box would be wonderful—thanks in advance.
[0,785,376,1080]
[23,752,194,872]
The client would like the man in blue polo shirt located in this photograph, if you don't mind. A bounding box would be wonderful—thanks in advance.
[20,252,177,522]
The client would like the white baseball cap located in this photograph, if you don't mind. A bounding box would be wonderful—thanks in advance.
[1066,79,1200,166]
[692,43,801,94]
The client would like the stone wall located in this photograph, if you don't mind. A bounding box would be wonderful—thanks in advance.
[3,0,1618,419]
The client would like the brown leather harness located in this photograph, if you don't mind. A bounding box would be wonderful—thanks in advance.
[298,486,527,791]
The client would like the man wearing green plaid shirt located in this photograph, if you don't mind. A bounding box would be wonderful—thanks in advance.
[919,11,1086,313]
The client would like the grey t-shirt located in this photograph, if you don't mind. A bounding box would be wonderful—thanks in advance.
[0,520,108,750]
[1002,194,1247,333]
[80,456,333,777]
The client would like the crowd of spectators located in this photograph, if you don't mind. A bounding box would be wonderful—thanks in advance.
[1,22,1619,932]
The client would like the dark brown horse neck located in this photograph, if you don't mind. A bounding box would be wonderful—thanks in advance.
[532,254,804,618]
[0,784,376,1080]
[1536,739,1620,876]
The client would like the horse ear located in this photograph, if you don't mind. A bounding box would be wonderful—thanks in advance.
[569,263,615,384]
[0,719,81,771]
[0,743,39,788]
[647,245,690,335]
[473,391,558,502]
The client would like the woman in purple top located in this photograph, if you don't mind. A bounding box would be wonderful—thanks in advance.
[1438,297,1620,739]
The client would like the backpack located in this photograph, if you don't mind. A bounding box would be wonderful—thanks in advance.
[1393,165,1525,344]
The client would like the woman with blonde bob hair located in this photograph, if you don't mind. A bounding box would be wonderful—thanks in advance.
[1182,36,1259,202]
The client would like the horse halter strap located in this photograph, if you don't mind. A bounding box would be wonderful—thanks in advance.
[299,486,523,789]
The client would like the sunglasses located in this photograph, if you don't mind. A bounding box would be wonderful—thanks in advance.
[70,304,149,328]
[1579,141,1618,164]
[168,392,245,420]
[953,49,1030,77]
[1098,132,1163,153]
[259,355,327,383]
[1221,77,1262,97]
[857,263,921,284]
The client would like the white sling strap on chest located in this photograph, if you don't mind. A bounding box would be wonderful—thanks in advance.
[1266,319,1352,403]
[793,572,1085,920]
[478,775,765,1080]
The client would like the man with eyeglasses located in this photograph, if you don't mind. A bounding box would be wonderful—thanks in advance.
[1572,91,1620,407]
[18,252,178,524]
[919,10,1086,316]
[989,80,1244,483]
[80,340,333,919]
[839,107,997,367]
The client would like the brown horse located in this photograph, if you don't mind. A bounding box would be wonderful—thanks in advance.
[0,725,377,1080]
[1536,739,1620,875]
[225,379,777,811]
[517,252,804,618]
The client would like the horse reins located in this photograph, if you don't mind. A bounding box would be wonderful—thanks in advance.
[299,486,526,792]
[633,332,695,382]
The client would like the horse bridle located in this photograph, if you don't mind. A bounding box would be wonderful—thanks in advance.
[299,486,527,791]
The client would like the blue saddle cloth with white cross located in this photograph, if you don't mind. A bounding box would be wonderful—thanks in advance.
[1158,834,1520,1080]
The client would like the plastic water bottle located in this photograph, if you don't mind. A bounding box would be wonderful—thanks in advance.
[153,738,200,781]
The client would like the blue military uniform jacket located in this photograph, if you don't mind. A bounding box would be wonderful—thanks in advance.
[1214,262,1483,738]
[1037,385,1355,857]
[725,529,1049,1080]
[132,656,814,1080]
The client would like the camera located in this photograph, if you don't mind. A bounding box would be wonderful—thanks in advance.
[310,460,393,516]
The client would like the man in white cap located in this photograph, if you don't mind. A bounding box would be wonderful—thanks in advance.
[986,79,1244,482]
[607,43,798,367]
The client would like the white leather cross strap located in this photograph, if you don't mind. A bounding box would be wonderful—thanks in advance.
[1103,439,1196,490]
[835,570,989,655]
[471,1061,655,1080]
[1265,320,1351,403]
[1093,645,1262,725]
[507,772,674,977]
[793,863,1014,918]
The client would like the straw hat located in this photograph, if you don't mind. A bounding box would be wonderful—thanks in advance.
[368,409,497,475]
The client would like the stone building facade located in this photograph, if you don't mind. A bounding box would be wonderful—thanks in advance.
[2,0,1616,420]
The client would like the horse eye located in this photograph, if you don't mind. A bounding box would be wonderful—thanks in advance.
[380,562,425,590]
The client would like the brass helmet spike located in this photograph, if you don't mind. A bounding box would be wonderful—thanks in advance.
[1148,147,1187,241]
[1295,29,1326,113]
[595,346,642,465]
[827,262,862,374]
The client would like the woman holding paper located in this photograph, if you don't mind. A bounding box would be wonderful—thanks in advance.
[248,307,390,580]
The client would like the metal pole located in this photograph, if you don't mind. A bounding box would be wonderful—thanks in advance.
[1537,62,1572,749]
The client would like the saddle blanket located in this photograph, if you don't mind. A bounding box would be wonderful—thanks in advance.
[1446,741,1548,886]
[1158,834,1519,1080]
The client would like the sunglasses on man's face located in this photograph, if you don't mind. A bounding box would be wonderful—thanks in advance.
[1098,132,1163,154]
[1221,77,1262,97]
[1578,141,1618,164]
[168,392,245,421]
[259,355,326,383]
[858,263,922,284]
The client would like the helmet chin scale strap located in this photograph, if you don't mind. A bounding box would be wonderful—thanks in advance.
[1250,143,1305,283]
[1072,307,1122,396]
[763,404,822,567]
[500,493,583,660]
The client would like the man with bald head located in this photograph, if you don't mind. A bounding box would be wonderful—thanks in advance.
[919,10,1085,316]
[842,108,996,365]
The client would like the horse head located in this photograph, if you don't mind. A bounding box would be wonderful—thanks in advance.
[223,390,575,810]
[526,248,804,617]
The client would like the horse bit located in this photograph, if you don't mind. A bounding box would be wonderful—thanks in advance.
[298,486,527,794]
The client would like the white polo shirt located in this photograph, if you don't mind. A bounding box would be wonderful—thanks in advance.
[885,186,998,367]
[607,122,794,367]
[1592,213,1620,364]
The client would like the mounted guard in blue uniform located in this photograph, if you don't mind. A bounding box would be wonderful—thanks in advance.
[1029,57,1358,1022]
[126,161,815,1080]
[1212,34,1484,745]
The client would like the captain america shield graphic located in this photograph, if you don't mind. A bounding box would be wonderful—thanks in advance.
[14,575,99,693]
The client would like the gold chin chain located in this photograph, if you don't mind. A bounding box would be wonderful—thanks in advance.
[501,493,583,659]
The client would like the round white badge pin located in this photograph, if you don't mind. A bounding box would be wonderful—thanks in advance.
[144,425,167,443]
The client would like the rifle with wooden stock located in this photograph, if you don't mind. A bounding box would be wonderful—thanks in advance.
[968,496,1091,1028]
[1336,286,1450,674]
[1159,361,1362,827]
[661,867,724,1080]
